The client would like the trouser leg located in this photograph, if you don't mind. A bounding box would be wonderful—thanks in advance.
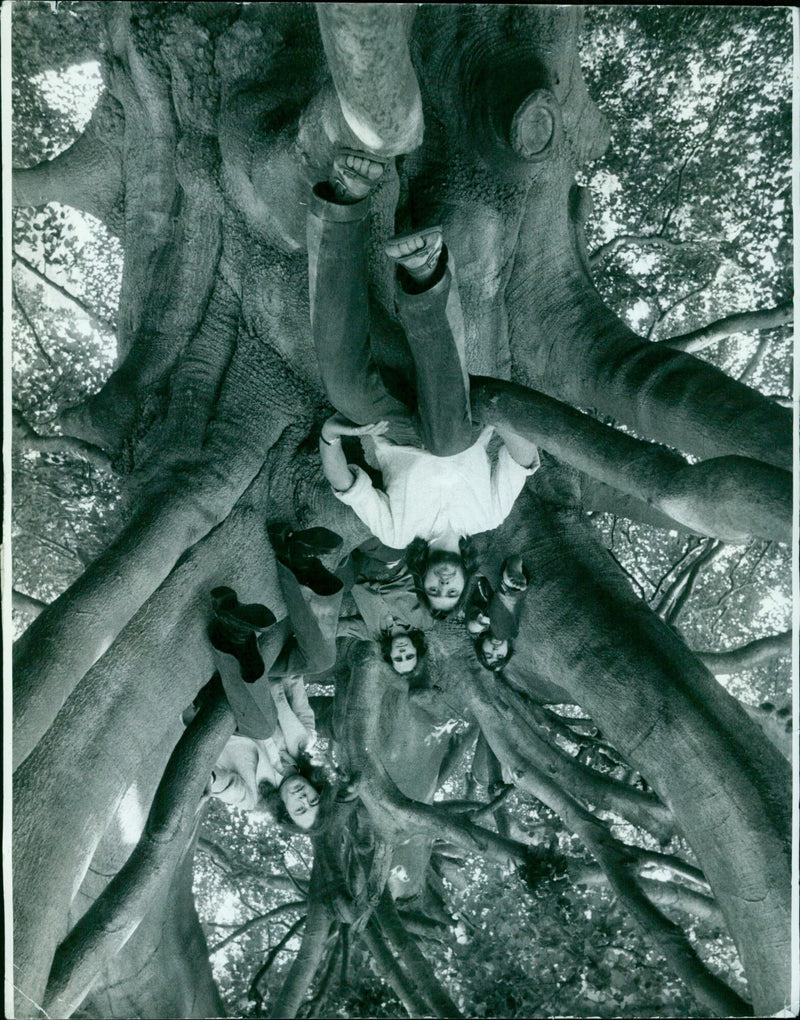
[267,560,345,677]
[307,185,417,442]
[212,647,278,740]
[394,248,473,456]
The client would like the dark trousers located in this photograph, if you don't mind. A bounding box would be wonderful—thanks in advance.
[214,562,343,737]
[307,185,473,457]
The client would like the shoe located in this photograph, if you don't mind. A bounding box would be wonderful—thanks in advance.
[267,523,343,569]
[330,149,388,203]
[499,556,529,593]
[385,227,444,280]
[209,587,276,683]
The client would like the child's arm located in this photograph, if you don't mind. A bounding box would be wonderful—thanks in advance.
[319,414,390,492]
[493,424,540,470]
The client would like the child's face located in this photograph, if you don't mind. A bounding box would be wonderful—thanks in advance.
[390,635,418,674]
[481,635,508,667]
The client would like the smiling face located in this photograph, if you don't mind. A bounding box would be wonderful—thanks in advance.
[423,556,466,613]
[480,635,509,668]
[389,634,418,674]
[279,775,321,829]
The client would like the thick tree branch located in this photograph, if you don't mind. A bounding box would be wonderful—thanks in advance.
[316,3,423,155]
[572,867,723,927]
[660,304,792,354]
[506,184,791,470]
[376,891,462,1018]
[42,683,235,1017]
[13,408,112,471]
[471,377,791,544]
[266,890,334,1020]
[12,89,124,229]
[361,917,431,1018]
[695,631,792,675]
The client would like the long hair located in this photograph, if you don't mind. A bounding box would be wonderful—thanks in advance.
[256,749,338,834]
[378,628,428,675]
[405,536,478,619]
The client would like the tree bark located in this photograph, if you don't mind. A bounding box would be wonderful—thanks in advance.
[266,893,334,1020]
[41,683,234,1017]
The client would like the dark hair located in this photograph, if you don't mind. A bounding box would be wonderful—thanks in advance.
[379,629,428,673]
[256,750,337,834]
[474,632,514,672]
[405,536,479,619]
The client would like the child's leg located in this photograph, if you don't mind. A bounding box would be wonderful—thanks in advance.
[268,560,344,677]
[212,647,279,740]
[307,182,415,438]
[391,242,473,457]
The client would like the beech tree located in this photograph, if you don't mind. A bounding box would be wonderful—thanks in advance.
[10,4,793,1019]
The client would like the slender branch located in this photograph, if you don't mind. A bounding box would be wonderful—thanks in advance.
[648,271,719,341]
[13,252,117,334]
[12,283,59,369]
[249,916,307,1006]
[209,900,307,954]
[664,541,725,625]
[654,539,718,618]
[12,590,48,619]
[651,539,702,609]
[695,631,792,675]
[589,233,712,267]
[738,336,770,385]
[469,786,514,824]
[660,304,792,354]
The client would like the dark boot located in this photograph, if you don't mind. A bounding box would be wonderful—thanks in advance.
[209,587,276,683]
[267,524,344,592]
[268,523,343,563]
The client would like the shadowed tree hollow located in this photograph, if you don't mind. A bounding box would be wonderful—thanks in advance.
[10,4,793,1019]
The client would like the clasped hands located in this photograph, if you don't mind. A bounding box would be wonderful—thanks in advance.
[321,412,390,444]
